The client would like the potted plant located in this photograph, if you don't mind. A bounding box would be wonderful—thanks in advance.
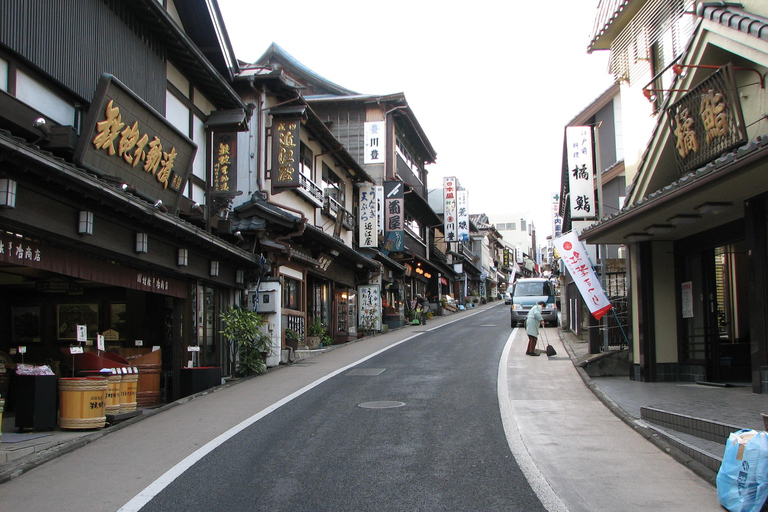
[285,328,300,352]
[306,318,325,349]
[220,305,271,377]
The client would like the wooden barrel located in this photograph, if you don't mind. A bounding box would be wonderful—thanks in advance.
[136,364,161,407]
[105,374,122,414]
[127,350,162,408]
[119,373,138,413]
[59,377,108,429]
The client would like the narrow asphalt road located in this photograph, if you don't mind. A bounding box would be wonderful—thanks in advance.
[138,306,544,511]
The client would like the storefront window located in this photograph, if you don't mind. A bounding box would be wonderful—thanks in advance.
[283,277,301,310]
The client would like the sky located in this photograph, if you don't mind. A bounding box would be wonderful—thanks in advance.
[217,0,615,240]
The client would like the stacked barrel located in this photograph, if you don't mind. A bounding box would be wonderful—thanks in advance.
[59,367,139,429]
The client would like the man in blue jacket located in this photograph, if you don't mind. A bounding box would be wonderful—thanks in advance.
[525,301,546,356]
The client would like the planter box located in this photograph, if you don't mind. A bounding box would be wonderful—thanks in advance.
[180,367,221,398]
[14,374,58,430]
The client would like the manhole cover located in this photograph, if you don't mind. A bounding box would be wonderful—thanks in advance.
[347,368,386,376]
[358,401,405,409]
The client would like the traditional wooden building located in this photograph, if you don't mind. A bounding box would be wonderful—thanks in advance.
[229,62,381,351]
[0,0,256,401]
[250,44,458,325]
[581,1,768,393]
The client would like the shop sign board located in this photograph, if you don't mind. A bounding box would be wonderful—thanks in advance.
[667,63,747,174]
[358,184,378,248]
[74,74,196,212]
[358,284,381,332]
[0,230,187,298]
[383,181,404,252]
[566,126,596,220]
[364,121,386,164]
[271,116,302,192]
[444,176,457,242]
[212,132,237,194]
[376,186,384,236]
[456,189,469,242]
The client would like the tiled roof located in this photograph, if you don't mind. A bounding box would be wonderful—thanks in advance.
[581,136,768,237]
[587,0,631,53]
[697,3,768,41]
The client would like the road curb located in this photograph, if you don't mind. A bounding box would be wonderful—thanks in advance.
[558,329,718,487]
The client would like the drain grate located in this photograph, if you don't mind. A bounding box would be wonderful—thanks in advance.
[358,401,405,409]
[347,368,386,376]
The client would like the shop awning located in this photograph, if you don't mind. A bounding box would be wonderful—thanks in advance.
[581,137,768,245]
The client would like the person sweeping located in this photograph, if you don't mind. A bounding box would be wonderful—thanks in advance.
[525,301,546,356]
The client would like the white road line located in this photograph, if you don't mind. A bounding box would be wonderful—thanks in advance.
[120,307,496,511]
[497,328,569,512]
[118,332,424,512]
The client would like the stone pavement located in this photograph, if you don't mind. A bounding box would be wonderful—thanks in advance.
[501,326,722,512]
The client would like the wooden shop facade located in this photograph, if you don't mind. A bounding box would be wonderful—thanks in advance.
[0,1,256,404]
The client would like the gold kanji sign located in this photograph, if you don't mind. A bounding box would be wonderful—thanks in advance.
[74,75,196,212]
[667,63,747,174]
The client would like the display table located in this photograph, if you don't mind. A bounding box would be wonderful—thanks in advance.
[14,374,58,431]
[179,367,221,398]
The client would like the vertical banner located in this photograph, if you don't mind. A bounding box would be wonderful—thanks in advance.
[444,177,457,242]
[212,132,236,194]
[364,121,386,164]
[376,185,384,237]
[358,184,377,248]
[384,181,404,252]
[456,189,469,241]
[554,231,612,320]
[552,192,563,239]
[272,118,301,191]
[566,126,596,220]
[358,284,381,332]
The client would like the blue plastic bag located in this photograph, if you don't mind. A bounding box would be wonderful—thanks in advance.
[717,429,768,512]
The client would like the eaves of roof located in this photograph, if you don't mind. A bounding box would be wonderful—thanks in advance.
[581,135,768,241]
[305,93,438,165]
[587,0,637,53]
[565,82,621,126]
[404,185,442,227]
[252,99,374,184]
[255,43,359,96]
[366,250,406,272]
[132,0,245,110]
[234,198,302,229]
[302,224,380,271]
[0,130,257,264]
[697,3,768,41]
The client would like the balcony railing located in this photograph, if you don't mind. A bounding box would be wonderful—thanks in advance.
[323,195,341,219]
[341,209,355,230]
[296,173,324,207]
[322,195,356,231]
[430,245,447,263]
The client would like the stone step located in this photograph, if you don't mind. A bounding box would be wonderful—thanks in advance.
[640,407,746,474]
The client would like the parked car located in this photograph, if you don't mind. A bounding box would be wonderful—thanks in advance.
[509,278,558,327]
[503,291,512,304]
